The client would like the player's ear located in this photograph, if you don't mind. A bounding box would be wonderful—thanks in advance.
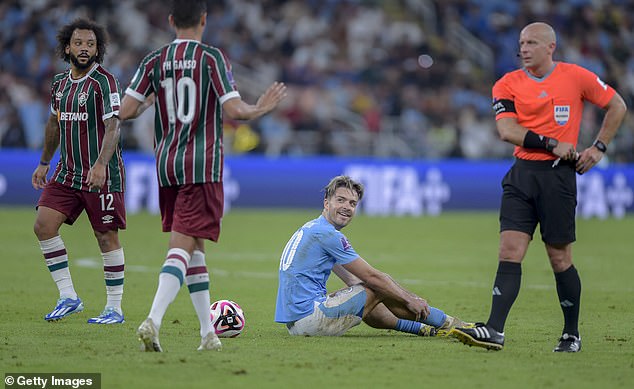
[200,12,207,28]
[168,14,175,29]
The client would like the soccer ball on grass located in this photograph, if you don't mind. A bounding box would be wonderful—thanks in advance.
[210,299,245,338]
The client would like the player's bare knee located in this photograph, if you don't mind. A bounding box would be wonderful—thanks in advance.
[33,221,42,238]
[498,247,525,262]
[545,243,572,272]
[548,255,572,272]
[94,230,120,252]
[361,287,381,316]
[33,219,56,240]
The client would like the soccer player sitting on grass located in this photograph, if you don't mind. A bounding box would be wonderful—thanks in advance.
[275,175,471,337]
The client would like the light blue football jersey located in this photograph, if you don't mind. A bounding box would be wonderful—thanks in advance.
[275,215,359,323]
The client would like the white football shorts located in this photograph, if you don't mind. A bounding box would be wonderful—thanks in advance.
[286,284,367,336]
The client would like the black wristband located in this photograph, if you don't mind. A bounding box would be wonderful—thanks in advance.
[523,130,558,152]
[39,160,50,166]
[593,139,607,153]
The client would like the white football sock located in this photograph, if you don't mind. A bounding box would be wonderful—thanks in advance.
[187,250,212,337]
[102,248,125,313]
[148,248,190,328]
[39,236,77,299]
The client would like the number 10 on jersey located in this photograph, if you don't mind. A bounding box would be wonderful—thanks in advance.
[160,76,196,124]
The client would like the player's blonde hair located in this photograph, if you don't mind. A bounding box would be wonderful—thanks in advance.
[323,176,364,201]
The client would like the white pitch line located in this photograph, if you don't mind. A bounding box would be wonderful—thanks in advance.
[399,278,553,290]
[73,258,542,289]
[75,258,632,292]
[75,258,276,279]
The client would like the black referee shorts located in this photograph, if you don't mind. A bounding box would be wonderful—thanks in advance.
[499,158,577,244]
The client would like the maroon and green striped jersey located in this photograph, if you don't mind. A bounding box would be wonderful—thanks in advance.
[49,63,125,192]
[125,39,239,187]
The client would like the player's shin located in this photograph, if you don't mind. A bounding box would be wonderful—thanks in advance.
[148,248,190,328]
[102,248,124,313]
[421,307,447,328]
[39,236,77,299]
[187,250,213,337]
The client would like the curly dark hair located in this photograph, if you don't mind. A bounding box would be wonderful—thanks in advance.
[171,0,207,28]
[56,18,108,64]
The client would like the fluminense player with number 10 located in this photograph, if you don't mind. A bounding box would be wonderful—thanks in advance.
[120,0,286,352]
[32,18,126,325]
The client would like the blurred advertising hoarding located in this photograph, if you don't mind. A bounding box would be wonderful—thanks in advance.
[1,150,632,219]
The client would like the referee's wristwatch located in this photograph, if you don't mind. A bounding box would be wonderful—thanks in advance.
[593,140,607,153]
[545,137,559,152]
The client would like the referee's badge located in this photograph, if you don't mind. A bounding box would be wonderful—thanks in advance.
[554,105,570,125]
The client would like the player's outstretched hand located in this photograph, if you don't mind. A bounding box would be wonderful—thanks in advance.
[256,82,287,114]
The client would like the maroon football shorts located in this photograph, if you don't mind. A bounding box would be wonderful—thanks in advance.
[158,182,224,241]
[38,181,126,232]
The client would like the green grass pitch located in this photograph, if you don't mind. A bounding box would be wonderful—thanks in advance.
[1,207,633,388]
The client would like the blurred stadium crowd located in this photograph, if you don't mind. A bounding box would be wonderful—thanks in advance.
[1,0,633,161]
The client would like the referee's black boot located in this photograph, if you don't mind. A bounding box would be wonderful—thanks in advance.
[553,333,581,352]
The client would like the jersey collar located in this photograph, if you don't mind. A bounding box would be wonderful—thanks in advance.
[68,62,99,83]
[522,62,557,81]
[172,38,200,44]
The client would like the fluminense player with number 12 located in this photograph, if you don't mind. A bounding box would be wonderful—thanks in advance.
[120,0,286,352]
[32,18,126,325]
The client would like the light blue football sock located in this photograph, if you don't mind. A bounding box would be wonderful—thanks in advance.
[422,307,447,328]
[395,319,423,334]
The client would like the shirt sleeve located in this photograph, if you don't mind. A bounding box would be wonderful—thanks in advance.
[49,78,58,115]
[125,53,157,102]
[101,73,122,121]
[575,65,616,108]
[207,48,239,103]
[492,76,517,120]
[321,231,359,265]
